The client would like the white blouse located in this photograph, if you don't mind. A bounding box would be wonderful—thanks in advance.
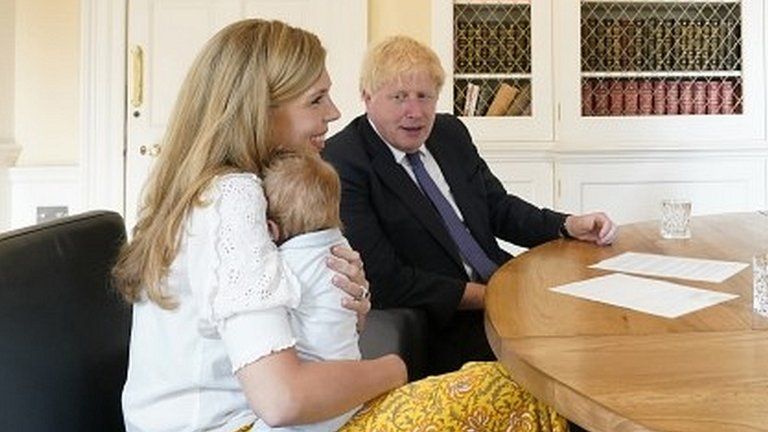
[122,173,302,432]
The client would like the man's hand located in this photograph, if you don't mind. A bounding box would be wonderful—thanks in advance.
[563,212,618,246]
[458,282,486,310]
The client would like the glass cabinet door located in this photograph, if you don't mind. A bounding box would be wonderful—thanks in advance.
[556,0,765,143]
[433,0,554,142]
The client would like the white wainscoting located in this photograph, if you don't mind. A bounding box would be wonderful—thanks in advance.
[555,151,768,225]
[482,149,555,209]
[8,165,81,230]
[481,149,555,256]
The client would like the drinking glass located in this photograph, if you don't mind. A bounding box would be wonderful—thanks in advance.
[753,254,768,317]
[660,198,692,239]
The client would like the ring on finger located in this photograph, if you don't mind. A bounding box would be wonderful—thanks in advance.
[359,285,370,301]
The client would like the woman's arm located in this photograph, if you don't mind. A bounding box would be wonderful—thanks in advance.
[236,348,406,427]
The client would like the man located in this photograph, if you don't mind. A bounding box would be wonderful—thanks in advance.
[323,36,617,375]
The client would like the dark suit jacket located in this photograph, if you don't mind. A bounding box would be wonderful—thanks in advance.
[323,113,567,374]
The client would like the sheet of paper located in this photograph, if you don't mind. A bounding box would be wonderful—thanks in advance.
[550,273,738,318]
[589,252,748,283]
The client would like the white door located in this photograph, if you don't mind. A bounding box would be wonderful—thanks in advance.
[126,0,366,230]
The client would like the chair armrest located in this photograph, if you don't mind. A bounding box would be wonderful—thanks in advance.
[359,308,429,381]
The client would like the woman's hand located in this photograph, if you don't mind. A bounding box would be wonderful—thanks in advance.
[327,245,371,333]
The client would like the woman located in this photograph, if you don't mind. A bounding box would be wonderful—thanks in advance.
[113,19,566,432]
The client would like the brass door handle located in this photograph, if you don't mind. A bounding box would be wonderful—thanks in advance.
[131,45,144,107]
[139,143,161,157]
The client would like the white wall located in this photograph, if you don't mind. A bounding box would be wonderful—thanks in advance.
[9,165,80,229]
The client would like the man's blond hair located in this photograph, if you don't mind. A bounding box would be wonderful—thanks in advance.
[359,35,445,96]
[263,152,342,241]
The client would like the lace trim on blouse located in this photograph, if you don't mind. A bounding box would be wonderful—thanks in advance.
[207,173,301,324]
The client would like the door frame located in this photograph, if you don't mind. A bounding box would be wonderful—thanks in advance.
[80,0,369,219]
[80,0,127,215]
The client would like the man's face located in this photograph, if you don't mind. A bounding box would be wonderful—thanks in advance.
[363,71,439,153]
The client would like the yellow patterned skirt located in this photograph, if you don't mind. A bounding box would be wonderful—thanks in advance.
[237,362,567,432]
[339,361,567,432]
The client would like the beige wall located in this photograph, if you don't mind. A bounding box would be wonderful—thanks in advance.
[9,0,428,166]
[14,0,79,165]
[0,0,14,144]
[368,0,431,45]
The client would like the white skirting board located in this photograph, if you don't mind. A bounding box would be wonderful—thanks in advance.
[5,165,81,231]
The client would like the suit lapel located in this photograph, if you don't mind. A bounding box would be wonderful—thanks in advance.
[359,119,464,269]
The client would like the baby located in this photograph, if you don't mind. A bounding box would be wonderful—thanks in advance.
[261,151,361,431]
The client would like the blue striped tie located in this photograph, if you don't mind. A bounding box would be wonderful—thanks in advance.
[406,152,499,282]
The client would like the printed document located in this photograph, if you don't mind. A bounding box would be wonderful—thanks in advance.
[550,273,738,318]
[589,252,748,283]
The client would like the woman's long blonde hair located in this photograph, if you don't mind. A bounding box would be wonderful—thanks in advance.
[112,19,326,308]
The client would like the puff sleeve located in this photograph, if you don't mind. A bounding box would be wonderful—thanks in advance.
[195,173,302,371]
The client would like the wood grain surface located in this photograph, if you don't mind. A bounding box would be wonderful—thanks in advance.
[485,213,768,432]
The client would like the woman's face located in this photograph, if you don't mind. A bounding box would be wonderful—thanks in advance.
[271,68,341,153]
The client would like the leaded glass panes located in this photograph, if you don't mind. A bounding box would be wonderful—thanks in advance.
[581,0,743,116]
[453,0,532,117]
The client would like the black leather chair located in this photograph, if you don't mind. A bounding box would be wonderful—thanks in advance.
[0,210,428,430]
[0,210,130,431]
[359,308,428,381]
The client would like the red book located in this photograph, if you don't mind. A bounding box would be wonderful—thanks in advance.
[639,81,653,115]
[666,81,679,115]
[693,81,707,114]
[721,80,735,114]
[582,80,594,116]
[594,80,610,116]
[680,80,694,114]
[624,80,639,115]
[707,81,721,114]
[653,80,666,114]
[609,80,624,115]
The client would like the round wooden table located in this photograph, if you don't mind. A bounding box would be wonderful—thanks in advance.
[485,213,768,432]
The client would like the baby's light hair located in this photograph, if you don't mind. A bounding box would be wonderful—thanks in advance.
[263,152,342,242]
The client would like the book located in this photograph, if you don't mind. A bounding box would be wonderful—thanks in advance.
[505,83,531,117]
[666,81,680,115]
[725,18,739,70]
[721,80,735,114]
[463,82,481,117]
[486,83,520,116]
[653,80,666,115]
[609,80,623,116]
[650,18,664,71]
[638,81,653,115]
[680,80,694,114]
[593,80,610,116]
[707,81,721,114]
[582,80,595,116]
[693,81,707,115]
[623,79,639,115]
[475,82,495,116]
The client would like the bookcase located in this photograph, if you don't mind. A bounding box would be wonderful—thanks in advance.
[581,2,743,117]
[432,0,767,224]
[433,0,554,142]
[557,0,765,143]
